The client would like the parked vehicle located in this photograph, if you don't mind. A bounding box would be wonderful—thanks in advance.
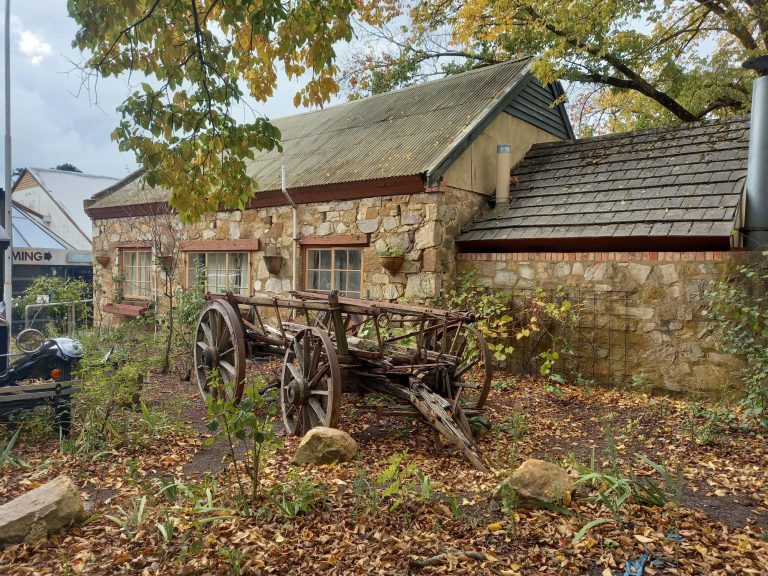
[0,317,84,434]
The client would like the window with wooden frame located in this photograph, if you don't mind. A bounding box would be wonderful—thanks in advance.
[305,248,362,298]
[122,250,153,299]
[187,252,249,295]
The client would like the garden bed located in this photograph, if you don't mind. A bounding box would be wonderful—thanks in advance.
[1,368,766,575]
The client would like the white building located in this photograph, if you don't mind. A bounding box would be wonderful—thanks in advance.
[12,168,119,250]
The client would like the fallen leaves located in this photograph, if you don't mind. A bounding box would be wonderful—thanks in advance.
[1,373,767,575]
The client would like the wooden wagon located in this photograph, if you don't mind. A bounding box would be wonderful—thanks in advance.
[193,290,493,470]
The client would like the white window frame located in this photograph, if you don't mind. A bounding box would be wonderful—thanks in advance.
[121,249,153,300]
[187,252,249,295]
[305,247,363,298]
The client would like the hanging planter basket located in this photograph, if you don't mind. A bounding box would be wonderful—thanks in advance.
[379,255,404,274]
[264,254,283,275]
[95,254,110,267]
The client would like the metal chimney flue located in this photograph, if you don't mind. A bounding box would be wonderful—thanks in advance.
[742,56,768,250]
[496,144,512,204]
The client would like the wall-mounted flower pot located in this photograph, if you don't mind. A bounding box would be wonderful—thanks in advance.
[95,254,110,267]
[379,255,404,274]
[264,254,283,275]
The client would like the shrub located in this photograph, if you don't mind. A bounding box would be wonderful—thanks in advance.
[437,270,580,380]
[14,276,91,335]
[705,261,768,427]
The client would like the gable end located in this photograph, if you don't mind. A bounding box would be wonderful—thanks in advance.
[505,77,574,140]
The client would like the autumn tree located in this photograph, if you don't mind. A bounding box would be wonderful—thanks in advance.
[344,0,768,133]
[69,1,383,220]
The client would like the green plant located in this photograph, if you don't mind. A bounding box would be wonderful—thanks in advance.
[375,451,428,512]
[112,273,126,304]
[436,270,580,371]
[206,380,281,511]
[352,464,380,515]
[497,414,527,442]
[13,276,91,336]
[105,495,149,539]
[219,547,246,575]
[705,261,768,427]
[625,373,648,392]
[446,493,462,518]
[629,454,685,509]
[575,373,595,391]
[379,244,404,257]
[0,428,27,468]
[492,377,514,391]
[156,513,176,544]
[682,404,740,445]
[265,474,324,517]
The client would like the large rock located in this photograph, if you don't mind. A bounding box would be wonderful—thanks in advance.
[497,459,572,507]
[0,476,85,545]
[293,427,358,465]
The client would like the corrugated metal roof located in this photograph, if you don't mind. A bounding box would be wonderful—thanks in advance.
[12,206,73,249]
[21,168,119,235]
[89,57,533,210]
[458,115,750,245]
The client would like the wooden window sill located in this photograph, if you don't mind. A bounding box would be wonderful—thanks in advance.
[102,302,149,317]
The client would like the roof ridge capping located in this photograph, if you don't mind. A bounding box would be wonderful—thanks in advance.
[528,114,750,151]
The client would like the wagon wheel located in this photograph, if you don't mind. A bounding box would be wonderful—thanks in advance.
[194,300,246,403]
[281,326,341,436]
[439,325,492,409]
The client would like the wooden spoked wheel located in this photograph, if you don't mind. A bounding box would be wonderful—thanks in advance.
[440,325,492,409]
[194,300,246,403]
[281,327,341,436]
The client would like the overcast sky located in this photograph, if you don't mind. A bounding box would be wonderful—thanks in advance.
[0,1,331,180]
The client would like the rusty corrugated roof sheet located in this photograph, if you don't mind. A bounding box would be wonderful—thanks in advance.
[458,115,750,246]
[89,57,533,210]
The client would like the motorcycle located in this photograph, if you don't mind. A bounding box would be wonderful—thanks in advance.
[0,317,85,434]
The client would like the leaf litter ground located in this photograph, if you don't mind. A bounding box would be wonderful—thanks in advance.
[1,368,766,575]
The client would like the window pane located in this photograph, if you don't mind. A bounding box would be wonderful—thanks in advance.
[346,271,361,296]
[308,250,320,269]
[207,253,226,293]
[334,270,345,293]
[319,250,332,270]
[336,250,348,270]
[347,249,361,270]
[318,270,331,291]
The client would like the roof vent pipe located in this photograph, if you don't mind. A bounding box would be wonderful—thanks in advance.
[496,144,512,204]
[743,56,768,250]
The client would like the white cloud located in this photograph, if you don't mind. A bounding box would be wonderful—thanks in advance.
[18,30,52,65]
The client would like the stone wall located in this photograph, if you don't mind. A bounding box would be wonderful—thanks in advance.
[92,187,487,322]
[458,250,762,397]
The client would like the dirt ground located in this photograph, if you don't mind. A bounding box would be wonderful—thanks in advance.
[1,366,766,575]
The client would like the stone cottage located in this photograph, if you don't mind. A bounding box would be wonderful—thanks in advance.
[85,56,573,314]
[85,57,767,396]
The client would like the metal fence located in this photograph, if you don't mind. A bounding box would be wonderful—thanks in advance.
[23,299,93,337]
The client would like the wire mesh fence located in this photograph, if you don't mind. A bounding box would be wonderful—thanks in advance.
[493,288,631,386]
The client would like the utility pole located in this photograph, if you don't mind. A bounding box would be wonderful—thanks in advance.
[3,0,11,329]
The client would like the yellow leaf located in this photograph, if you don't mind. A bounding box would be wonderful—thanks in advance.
[634,535,654,543]
[487,522,504,531]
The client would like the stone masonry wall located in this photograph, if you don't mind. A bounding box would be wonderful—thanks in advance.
[459,250,762,397]
[92,187,487,323]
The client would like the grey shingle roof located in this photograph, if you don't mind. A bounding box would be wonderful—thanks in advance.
[89,57,536,211]
[458,115,749,247]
